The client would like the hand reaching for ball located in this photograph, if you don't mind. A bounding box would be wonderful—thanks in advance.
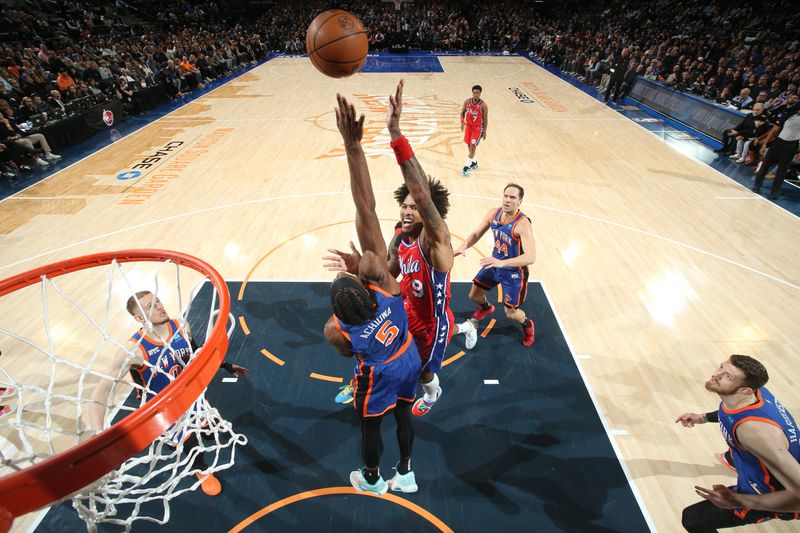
[335,94,364,147]
[386,79,404,135]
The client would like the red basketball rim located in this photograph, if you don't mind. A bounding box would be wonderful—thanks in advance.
[0,250,230,522]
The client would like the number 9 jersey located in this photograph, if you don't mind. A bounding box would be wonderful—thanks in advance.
[397,237,455,374]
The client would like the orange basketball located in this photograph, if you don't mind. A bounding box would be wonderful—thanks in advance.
[306,10,368,78]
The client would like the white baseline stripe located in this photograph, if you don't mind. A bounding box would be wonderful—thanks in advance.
[626,100,800,221]
[714,196,760,200]
[541,281,658,532]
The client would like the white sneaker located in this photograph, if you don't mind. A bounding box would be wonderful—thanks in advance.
[388,469,418,493]
[44,153,61,160]
[461,319,478,349]
[735,158,746,164]
[35,158,49,167]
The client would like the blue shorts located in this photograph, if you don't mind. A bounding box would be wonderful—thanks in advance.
[353,345,422,418]
[473,266,529,309]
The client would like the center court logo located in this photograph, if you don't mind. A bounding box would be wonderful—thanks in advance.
[508,87,535,104]
[313,94,462,159]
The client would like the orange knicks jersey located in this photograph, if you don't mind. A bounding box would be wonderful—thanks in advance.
[464,98,483,130]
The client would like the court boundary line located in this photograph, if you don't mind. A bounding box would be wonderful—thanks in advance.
[263,54,529,85]
[518,52,800,219]
[2,190,798,292]
[637,123,800,220]
[226,278,657,530]
[540,280,658,532]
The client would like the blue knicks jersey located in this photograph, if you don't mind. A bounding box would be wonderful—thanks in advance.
[490,208,529,264]
[719,387,800,496]
[334,284,415,366]
[130,319,192,400]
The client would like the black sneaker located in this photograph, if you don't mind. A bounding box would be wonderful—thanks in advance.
[462,166,469,176]
[470,161,478,170]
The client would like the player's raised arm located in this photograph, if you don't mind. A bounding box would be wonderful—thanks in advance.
[455,208,495,256]
[386,80,452,270]
[358,249,401,296]
[335,93,386,259]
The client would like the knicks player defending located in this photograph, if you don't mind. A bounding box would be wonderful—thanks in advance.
[455,184,536,347]
[325,81,477,415]
[676,355,800,531]
[90,291,249,497]
[460,84,488,176]
[324,92,423,494]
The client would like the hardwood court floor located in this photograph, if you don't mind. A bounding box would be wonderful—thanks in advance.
[2,55,799,532]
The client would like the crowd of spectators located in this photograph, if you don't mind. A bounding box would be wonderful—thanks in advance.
[2,0,799,181]
[525,0,800,175]
[0,0,268,179]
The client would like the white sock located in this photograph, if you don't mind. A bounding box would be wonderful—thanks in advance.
[455,320,472,334]
[465,158,472,167]
[422,374,440,402]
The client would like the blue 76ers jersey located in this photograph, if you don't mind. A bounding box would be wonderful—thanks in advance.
[129,319,192,401]
[718,387,800,496]
[490,208,528,263]
[334,284,414,366]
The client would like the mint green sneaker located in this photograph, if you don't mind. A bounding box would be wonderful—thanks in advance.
[335,381,354,404]
[387,468,418,493]
[349,468,388,496]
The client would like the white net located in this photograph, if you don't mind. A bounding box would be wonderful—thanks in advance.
[0,254,247,531]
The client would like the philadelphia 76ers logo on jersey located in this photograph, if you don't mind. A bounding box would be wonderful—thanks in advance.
[399,256,420,275]
[102,109,114,126]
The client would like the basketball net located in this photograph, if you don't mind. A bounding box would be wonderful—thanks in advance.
[0,255,246,531]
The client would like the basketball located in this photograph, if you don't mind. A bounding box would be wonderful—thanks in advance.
[305,10,368,78]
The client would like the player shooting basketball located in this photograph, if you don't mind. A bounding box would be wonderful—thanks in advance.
[324,80,477,417]
[322,93,423,495]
